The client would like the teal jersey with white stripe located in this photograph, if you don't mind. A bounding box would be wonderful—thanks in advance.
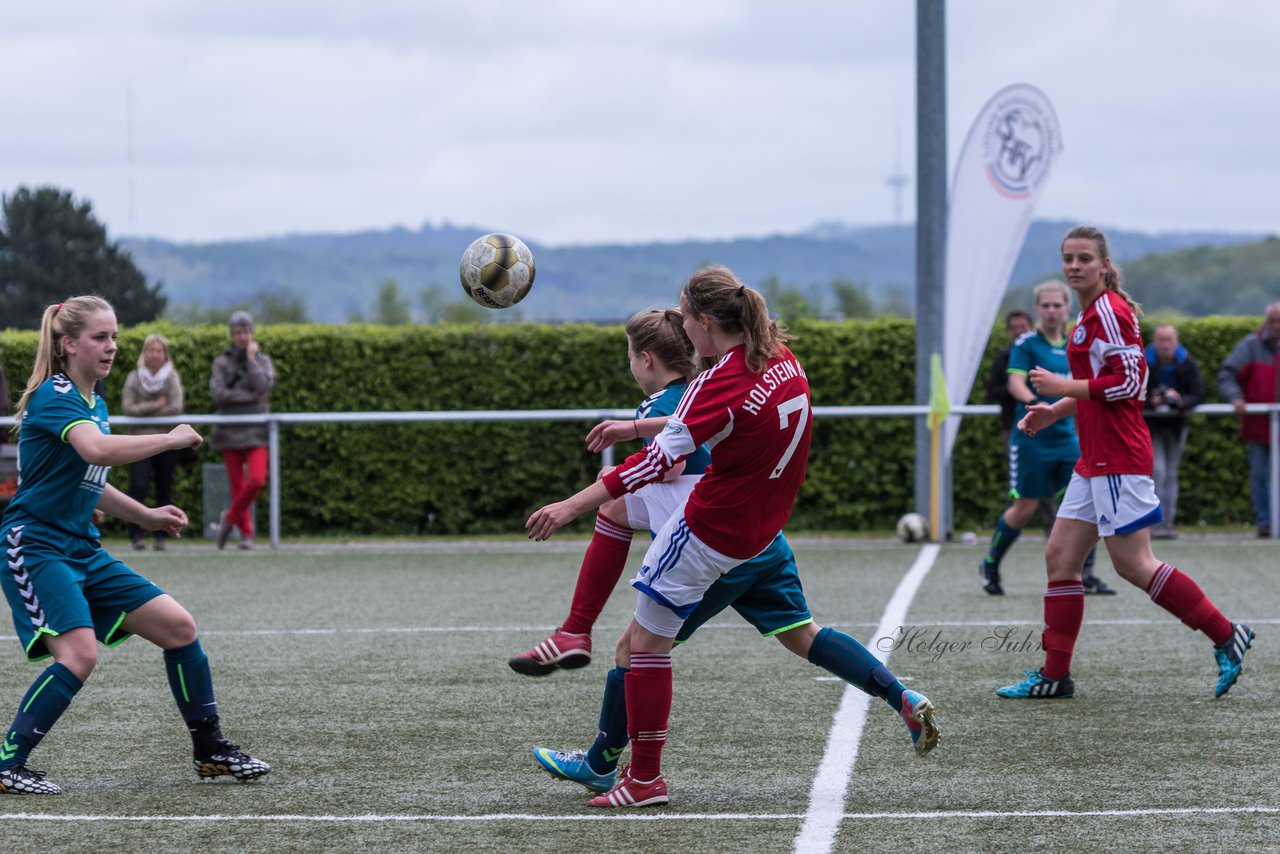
[2,374,111,540]
[1007,329,1077,447]
[638,381,710,475]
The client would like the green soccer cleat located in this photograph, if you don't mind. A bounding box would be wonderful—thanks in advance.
[533,747,617,794]
[996,669,1074,699]
[1214,622,1255,698]
[899,689,939,757]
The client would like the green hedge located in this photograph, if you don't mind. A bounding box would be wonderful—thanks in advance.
[0,316,1264,536]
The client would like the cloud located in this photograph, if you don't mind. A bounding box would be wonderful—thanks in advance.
[1,1,1277,243]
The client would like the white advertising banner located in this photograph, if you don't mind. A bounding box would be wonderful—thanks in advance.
[942,83,1062,459]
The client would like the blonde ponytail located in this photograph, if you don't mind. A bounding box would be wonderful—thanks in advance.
[14,296,114,424]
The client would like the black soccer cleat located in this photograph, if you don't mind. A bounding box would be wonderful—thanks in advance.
[194,740,272,782]
[0,765,62,795]
[189,716,271,782]
[979,559,1004,596]
[1082,575,1117,595]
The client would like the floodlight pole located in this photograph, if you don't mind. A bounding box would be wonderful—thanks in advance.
[915,0,949,537]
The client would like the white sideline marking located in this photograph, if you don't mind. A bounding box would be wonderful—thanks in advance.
[0,616,1274,644]
[0,806,1273,823]
[794,543,941,854]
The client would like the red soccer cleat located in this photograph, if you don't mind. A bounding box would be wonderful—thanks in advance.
[587,766,669,808]
[507,628,592,677]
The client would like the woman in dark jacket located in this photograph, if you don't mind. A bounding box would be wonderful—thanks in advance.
[1143,323,1204,538]
[209,311,274,550]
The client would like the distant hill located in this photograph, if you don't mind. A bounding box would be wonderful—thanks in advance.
[121,220,1270,323]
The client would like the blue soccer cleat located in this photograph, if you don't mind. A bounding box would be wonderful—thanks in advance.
[1214,622,1255,698]
[996,669,1074,699]
[533,747,617,794]
[899,689,939,757]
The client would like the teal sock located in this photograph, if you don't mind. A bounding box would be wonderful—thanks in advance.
[0,663,82,769]
[164,639,218,722]
[807,627,906,712]
[983,516,1023,567]
[586,666,629,773]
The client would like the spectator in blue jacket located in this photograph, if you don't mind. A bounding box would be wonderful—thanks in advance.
[1218,304,1280,537]
[1143,324,1204,539]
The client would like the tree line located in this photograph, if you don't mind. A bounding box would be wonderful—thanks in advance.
[3,183,1274,331]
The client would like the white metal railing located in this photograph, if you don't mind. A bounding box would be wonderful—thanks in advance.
[3,403,1279,548]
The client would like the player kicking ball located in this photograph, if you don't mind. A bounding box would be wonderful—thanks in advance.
[525,267,938,808]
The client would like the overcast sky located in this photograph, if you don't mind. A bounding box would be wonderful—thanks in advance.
[3,1,1278,247]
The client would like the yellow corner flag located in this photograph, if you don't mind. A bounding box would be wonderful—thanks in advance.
[928,353,950,432]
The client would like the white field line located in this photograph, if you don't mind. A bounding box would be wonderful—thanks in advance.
[0,806,1273,823]
[793,543,941,854]
[4,616,1272,644]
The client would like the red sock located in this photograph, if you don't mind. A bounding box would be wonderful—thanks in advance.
[561,514,634,635]
[625,653,672,780]
[1041,580,1085,680]
[1147,564,1232,646]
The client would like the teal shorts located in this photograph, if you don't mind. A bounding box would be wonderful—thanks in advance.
[675,534,812,643]
[2,522,165,662]
[1008,439,1078,501]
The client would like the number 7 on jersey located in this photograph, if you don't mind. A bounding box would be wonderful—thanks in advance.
[771,394,809,479]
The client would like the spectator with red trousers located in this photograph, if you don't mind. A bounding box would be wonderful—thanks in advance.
[1217,303,1280,537]
[209,311,274,550]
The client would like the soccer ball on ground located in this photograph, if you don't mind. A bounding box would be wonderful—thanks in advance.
[896,512,930,543]
[459,233,536,309]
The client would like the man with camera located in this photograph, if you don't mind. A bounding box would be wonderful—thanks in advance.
[1144,323,1204,539]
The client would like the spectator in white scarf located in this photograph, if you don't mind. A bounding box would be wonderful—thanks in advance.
[122,333,185,550]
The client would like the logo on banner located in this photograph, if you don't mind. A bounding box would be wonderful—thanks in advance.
[983,94,1059,199]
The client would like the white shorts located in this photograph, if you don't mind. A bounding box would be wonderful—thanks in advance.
[624,474,701,536]
[630,510,744,638]
[1057,471,1163,537]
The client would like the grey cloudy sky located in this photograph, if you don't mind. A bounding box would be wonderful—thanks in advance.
[3,1,1277,246]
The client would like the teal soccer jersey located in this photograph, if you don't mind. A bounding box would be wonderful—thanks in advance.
[638,381,710,475]
[1007,330,1077,447]
[2,374,111,540]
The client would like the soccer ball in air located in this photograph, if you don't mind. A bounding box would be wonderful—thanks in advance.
[459,233,536,309]
[896,512,930,543]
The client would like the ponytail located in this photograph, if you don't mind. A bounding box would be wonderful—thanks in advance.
[683,266,793,373]
[625,308,699,381]
[1102,262,1142,317]
[14,296,114,425]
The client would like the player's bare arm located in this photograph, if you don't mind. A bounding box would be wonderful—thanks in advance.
[67,422,202,468]
[1018,397,1077,437]
[586,416,669,452]
[526,479,613,541]
[1028,366,1090,400]
[97,483,189,536]
[1006,372,1038,406]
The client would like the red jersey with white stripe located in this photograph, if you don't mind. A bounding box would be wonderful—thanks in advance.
[1067,289,1153,476]
[600,344,811,559]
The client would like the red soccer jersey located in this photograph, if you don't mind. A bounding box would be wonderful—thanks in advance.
[1067,289,1153,476]
[600,344,812,559]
